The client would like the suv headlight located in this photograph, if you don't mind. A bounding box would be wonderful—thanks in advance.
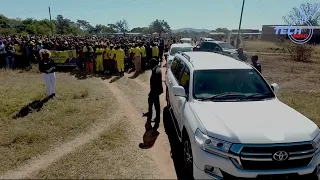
[313,133,320,149]
[194,128,232,158]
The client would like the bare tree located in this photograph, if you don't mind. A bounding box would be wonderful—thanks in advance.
[283,2,320,25]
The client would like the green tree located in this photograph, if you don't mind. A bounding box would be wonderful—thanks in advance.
[149,19,171,35]
[114,19,129,34]
[56,15,72,34]
[130,27,150,34]
[215,28,230,34]
[76,19,94,33]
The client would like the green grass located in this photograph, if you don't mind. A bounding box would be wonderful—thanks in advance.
[0,70,118,174]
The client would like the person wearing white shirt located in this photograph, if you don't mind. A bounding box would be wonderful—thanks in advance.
[0,41,6,68]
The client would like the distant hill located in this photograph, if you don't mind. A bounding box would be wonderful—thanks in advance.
[172,28,212,33]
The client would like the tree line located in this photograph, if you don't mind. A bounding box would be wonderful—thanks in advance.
[0,14,171,36]
[1,2,318,36]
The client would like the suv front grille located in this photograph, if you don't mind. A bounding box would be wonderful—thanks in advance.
[239,142,315,170]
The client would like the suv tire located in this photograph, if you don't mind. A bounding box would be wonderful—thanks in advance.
[166,87,170,106]
[183,133,194,179]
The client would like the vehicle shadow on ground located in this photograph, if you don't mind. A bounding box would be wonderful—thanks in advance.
[13,97,50,119]
[163,106,193,180]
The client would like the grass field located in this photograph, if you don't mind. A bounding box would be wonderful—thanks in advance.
[0,70,118,174]
[249,53,320,124]
[243,40,320,55]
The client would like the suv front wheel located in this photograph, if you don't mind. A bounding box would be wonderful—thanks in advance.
[166,87,170,106]
[183,133,194,179]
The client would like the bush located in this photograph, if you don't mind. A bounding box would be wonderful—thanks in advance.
[278,40,314,62]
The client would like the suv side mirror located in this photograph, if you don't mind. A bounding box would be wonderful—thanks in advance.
[172,86,186,97]
[270,83,280,94]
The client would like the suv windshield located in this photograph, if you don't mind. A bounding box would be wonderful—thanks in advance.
[193,69,274,101]
[170,47,193,56]
[217,42,234,49]
[180,40,191,43]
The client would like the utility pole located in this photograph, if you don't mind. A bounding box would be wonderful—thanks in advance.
[48,6,53,36]
[236,0,245,48]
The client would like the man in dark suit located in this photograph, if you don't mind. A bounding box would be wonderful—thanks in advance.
[144,58,163,132]
[251,55,262,73]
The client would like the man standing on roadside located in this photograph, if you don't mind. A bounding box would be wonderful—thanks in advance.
[251,55,262,73]
[144,58,163,132]
[237,47,247,62]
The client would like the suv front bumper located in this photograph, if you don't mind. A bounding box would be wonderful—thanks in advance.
[193,145,320,179]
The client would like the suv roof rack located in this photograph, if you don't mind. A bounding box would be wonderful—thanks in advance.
[177,51,191,62]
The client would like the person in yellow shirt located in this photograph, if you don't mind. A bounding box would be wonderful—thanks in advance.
[140,43,146,72]
[152,42,159,64]
[115,44,125,76]
[103,44,110,73]
[132,43,141,74]
[95,45,104,73]
[107,44,116,74]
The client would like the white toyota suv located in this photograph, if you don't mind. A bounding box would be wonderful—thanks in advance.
[165,51,320,179]
[165,43,194,70]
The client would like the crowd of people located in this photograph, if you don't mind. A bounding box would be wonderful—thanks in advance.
[0,35,182,74]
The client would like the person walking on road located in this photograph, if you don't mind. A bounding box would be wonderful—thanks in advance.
[144,58,163,132]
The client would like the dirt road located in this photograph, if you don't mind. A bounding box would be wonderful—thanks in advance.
[0,62,178,179]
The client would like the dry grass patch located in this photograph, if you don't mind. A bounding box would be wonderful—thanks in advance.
[0,70,118,174]
[257,55,320,92]
[243,40,284,53]
[33,118,159,179]
[113,77,148,112]
[278,91,320,125]
[243,40,320,56]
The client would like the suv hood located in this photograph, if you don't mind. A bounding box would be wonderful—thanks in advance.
[191,99,319,144]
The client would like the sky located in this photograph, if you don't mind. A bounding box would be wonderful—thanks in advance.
[0,0,318,30]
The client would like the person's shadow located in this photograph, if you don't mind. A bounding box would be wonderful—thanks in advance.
[13,97,50,119]
[162,106,193,180]
[139,123,160,149]
[129,71,140,79]
[109,76,122,83]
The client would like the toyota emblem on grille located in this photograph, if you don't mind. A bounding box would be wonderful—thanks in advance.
[273,151,289,161]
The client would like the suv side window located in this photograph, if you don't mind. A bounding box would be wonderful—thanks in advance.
[212,43,222,51]
[174,59,185,81]
[200,42,209,49]
[171,57,180,74]
[180,66,190,95]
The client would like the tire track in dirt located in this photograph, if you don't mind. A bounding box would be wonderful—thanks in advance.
[105,77,177,179]
[0,108,123,179]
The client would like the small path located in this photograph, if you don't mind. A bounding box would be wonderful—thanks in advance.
[0,108,122,179]
[104,76,177,179]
